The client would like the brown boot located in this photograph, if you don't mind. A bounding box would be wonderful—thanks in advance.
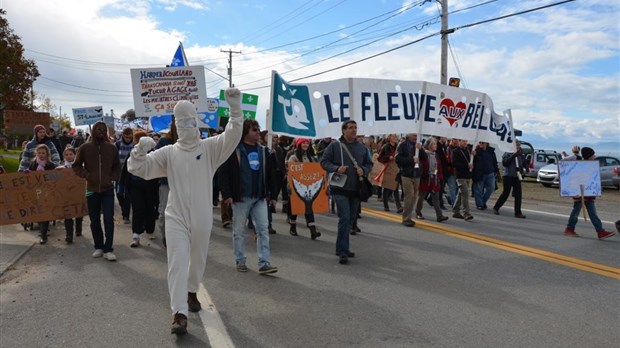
[187,292,201,312]
[171,313,187,335]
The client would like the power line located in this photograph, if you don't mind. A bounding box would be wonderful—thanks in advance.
[39,76,132,93]
[242,0,577,91]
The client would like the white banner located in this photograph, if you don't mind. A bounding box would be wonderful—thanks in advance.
[269,71,516,152]
[72,106,103,126]
[130,66,208,118]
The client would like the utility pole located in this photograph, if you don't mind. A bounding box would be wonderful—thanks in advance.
[221,49,242,87]
[439,0,454,85]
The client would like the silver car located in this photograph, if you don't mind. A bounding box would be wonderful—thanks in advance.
[537,156,620,188]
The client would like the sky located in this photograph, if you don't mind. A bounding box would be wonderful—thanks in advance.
[3,0,619,153]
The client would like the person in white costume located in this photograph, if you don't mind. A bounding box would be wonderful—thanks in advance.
[128,88,243,335]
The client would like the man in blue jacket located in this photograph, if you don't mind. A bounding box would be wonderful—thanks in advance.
[321,120,373,265]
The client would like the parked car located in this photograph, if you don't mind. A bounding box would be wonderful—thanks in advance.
[526,150,561,178]
[537,156,620,188]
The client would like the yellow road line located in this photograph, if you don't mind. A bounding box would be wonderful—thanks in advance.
[362,207,620,280]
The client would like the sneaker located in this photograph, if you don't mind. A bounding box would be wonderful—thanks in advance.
[338,254,348,265]
[259,265,278,275]
[171,313,188,335]
[92,249,104,258]
[597,230,616,240]
[493,209,500,215]
[130,237,140,248]
[123,217,130,224]
[103,252,117,261]
[268,228,277,235]
[402,219,415,227]
[222,221,231,228]
[437,216,449,222]
[563,228,579,237]
[236,263,248,272]
[452,212,464,219]
[416,214,425,220]
[187,292,201,312]
[463,213,474,221]
[515,214,526,219]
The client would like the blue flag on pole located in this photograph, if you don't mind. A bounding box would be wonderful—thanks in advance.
[170,42,188,67]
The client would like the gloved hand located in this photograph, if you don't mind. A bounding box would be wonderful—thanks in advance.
[225,88,242,118]
[133,136,156,158]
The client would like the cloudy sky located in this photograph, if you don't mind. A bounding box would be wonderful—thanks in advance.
[4,0,619,151]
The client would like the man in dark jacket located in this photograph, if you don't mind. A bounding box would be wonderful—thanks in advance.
[395,133,427,226]
[219,119,279,275]
[472,142,498,210]
[451,139,474,220]
[73,121,121,261]
[321,120,373,265]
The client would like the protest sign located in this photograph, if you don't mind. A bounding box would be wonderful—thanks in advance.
[72,106,103,126]
[0,169,88,226]
[287,162,328,216]
[559,160,601,197]
[269,71,516,153]
[130,66,208,118]
[3,110,51,134]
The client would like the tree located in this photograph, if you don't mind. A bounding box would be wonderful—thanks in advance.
[0,9,40,113]
[121,109,136,122]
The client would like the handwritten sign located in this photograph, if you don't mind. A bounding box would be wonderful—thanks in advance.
[3,110,51,135]
[72,106,103,126]
[558,160,601,197]
[0,169,88,225]
[287,162,328,216]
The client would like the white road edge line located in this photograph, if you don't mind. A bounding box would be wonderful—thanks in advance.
[197,283,235,348]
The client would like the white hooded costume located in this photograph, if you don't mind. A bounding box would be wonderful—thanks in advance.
[128,89,242,316]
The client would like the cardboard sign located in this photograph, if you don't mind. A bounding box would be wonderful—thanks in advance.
[287,162,328,216]
[3,110,51,135]
[0,168,88,225]
[72,106,103,126]
[559,160,601,197]
[381,161,400,191]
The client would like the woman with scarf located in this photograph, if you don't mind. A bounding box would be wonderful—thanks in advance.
[415,138,449,222]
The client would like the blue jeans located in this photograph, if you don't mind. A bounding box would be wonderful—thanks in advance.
[474,172,496,208]
[87,189,115,252]
[446,175,457,206]
[567,200,603,232]
[232,198,271,268]
[333,193,360,256]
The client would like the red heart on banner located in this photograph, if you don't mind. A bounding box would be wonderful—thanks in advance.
[439,99,466,126]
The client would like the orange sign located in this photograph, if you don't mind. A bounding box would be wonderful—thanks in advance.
[0,168,88,225]
[287,162,329,216]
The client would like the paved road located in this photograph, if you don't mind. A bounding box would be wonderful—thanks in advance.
[1,193,618,347]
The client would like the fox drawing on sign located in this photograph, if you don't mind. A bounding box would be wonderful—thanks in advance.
[291,175,325,215]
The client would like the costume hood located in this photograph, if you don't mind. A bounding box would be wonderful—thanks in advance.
[174,101,199,151]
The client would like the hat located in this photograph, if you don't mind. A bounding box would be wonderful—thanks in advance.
[581,147,595,159]
[33,124,46,134]
[294,138,310,148]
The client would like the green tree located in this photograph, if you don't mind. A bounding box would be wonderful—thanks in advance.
[0,9,40,129]
[121,109,136,122]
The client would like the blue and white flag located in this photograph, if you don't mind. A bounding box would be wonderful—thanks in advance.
[170,42,188,67]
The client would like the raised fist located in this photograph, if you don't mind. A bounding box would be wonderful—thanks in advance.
[135,136,156,156]
[225,88,242,118]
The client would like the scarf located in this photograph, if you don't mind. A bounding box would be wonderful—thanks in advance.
[36,158,47,171]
